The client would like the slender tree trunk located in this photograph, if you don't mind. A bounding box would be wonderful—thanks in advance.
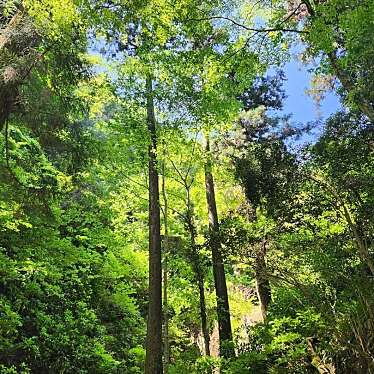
[255,239,271,321]
[203,135,234,358]
[145,75,163,374]
[162,256,169,372]
[197,272,211,356]
[161,162,170,373]
[185,197,210,356]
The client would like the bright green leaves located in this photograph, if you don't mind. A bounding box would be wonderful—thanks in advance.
[24,0,85,42]
[2,126,71,192]
[0,200,32,232]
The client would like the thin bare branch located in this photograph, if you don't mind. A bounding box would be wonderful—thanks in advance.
[187,16,308,34]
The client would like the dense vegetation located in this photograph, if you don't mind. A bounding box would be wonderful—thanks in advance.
[1,0,373,373]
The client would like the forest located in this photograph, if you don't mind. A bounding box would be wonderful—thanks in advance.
[1,0,374,373]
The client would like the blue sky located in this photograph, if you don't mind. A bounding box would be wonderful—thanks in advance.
[282,54,341,123]
[277,51,342,146]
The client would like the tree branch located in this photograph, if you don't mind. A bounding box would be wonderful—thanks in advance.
[187,16,308,34]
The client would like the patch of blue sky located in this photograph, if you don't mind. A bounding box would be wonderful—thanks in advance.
[273,45,342,148]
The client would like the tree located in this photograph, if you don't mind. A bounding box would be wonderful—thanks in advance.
[144,74,163,374]
[204,135,234,357]
[166,137,212,356]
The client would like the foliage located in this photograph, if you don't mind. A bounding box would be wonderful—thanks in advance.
[1,0,374,372]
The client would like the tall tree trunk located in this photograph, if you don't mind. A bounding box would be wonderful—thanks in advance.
[185,195,210,356]
[203,135,234,358]
[255,239,271,321]
[145,75,163,374]
[161,162,170,373]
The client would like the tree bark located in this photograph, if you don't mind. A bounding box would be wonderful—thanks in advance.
[203,135,234,358]
[144,75,163,374]
[255,239,271,321]
[185,196,210,356]
[161,162,170,373]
